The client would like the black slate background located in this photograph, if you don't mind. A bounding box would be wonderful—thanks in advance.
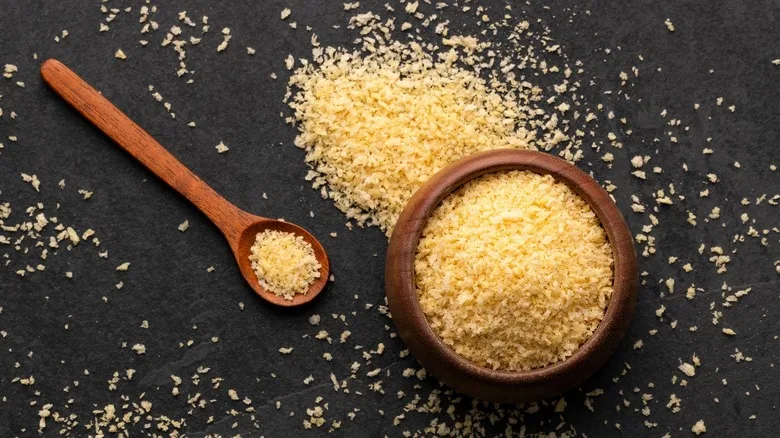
[0,0,778,437]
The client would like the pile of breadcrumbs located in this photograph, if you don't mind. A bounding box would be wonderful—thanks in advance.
[287,40,550,235]
[249,229,321,300]
[415,171,614,371]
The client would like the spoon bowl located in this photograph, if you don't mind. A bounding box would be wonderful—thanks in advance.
[41,59,329,307]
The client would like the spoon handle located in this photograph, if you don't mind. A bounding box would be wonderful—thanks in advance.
[40,59,255,243]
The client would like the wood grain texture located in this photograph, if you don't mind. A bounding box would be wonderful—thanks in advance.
[385,149,638,403]
[40,59,329,307]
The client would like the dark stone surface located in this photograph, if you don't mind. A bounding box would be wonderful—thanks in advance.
[0,0,777,436]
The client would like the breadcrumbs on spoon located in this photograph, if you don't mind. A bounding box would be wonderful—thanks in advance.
[248,230,321,300]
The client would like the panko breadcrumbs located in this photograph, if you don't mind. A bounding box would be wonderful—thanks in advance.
[248,230,321,300]
[288,41,546,235]
[415,171,614,371]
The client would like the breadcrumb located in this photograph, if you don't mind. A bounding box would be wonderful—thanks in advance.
[288,42,541,235]
[178,220,189,232]
[215,141,229,154]
[248,230,321,300]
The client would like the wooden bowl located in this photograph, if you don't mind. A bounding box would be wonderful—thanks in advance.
[385,149,638,403]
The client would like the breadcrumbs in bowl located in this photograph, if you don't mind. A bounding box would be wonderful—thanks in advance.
[386,149,638,403]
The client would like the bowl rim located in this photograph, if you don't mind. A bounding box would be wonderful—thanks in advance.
[385,149,638,401]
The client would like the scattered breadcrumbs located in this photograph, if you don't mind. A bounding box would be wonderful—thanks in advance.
[248,230,321,300]
[415,171,614,371]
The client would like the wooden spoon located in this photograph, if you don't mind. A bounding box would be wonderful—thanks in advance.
[40,59,329,307]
